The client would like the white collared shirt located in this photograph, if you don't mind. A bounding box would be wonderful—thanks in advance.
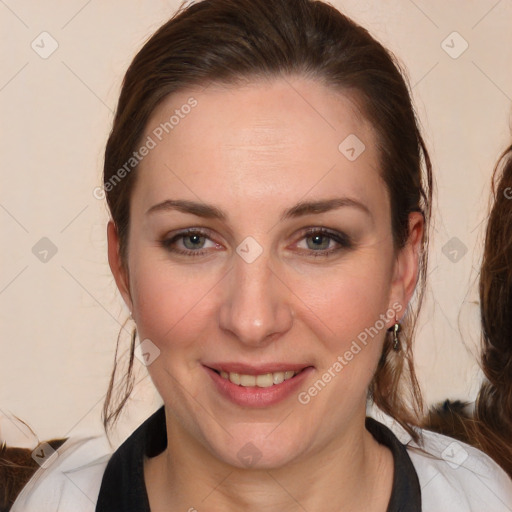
[11,406,512,511]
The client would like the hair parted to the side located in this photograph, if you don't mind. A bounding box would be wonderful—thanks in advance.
[102,0,432,441]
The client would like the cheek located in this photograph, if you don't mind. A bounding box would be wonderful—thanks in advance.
[289,257,392,343]
[129,254,222,355]
[291,268,393,416]
[286,256,393,400]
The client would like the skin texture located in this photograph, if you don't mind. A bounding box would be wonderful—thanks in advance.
[108,76,423,511]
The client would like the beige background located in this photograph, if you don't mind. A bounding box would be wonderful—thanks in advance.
[1,0,511,447]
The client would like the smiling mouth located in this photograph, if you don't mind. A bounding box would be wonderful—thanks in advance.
[210,368,309,388]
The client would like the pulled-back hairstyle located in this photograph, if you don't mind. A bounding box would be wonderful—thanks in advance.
[102,0,432,440]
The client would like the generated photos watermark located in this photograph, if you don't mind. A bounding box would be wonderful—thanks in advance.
[93,97,198,200]
[298,301,403,405]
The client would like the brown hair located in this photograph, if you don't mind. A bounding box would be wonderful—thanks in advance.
[102,0,432,440]
[475,144,512,476]
[0,437,67,511]
[422,146,512,478]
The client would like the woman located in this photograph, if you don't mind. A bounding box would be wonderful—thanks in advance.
[10,0,512,510]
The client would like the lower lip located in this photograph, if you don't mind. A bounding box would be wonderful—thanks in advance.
[203,365,314,408]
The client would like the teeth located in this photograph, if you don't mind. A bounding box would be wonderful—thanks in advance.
[256,374,273,387]
[240,374,256,386]
[218,369,300,387]
[273,372,285,385]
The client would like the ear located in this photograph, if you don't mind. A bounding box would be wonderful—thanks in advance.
[389,212,424,320]
[107,220,133,312]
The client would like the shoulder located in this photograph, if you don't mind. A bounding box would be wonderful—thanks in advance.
[409,429,512,512]
[367,404,512,512]
[10,435,112,512]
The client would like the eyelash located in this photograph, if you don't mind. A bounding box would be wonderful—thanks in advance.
[296,228,353,257]
[160,228,218,257]
[160,227,353,258]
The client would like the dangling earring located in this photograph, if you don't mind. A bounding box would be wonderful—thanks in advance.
[388,317,401,352]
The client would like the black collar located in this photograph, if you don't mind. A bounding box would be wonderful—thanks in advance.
[96,406,421,511]
[365,416,422,511]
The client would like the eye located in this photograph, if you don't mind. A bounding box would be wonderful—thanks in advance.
[294,228,353,257]
[160,228,221,256]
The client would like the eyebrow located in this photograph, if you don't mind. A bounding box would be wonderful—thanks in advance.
[145,197,371,221]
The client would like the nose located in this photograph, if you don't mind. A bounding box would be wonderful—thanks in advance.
[218,249,294,347]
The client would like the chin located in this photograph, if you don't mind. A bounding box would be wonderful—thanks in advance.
[205,423,309,470]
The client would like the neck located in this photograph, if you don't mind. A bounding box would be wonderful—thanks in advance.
[144,407,393,512]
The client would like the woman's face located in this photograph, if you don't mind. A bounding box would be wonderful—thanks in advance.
[108,76,421,469]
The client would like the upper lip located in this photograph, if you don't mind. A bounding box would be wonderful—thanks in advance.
[203,362,312,375]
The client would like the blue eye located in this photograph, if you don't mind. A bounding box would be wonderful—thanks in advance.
[161,229,217,256]
[297,228,353,257]
[182,233,206,250]
[161,227,352,258]
[306,233,331,250]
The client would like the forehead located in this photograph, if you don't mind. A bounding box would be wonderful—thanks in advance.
[134,77,385,213]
